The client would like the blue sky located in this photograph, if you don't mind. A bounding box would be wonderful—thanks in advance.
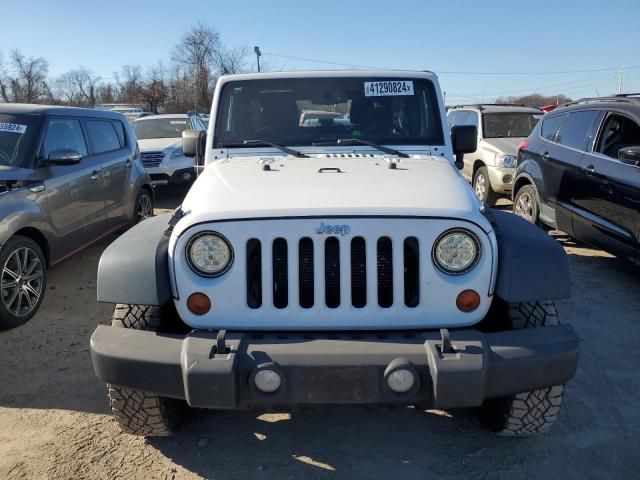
[3,0,639,102]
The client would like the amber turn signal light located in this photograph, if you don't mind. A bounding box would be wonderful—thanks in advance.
[187,292,211,315]
[456,289,480,312]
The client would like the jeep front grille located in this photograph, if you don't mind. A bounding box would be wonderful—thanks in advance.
[140,151,164,167]
[246,236,421,309]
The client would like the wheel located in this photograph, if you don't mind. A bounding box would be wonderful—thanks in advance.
[106,304,182,436]
[0,236,47,329]
[473,166,499,207]
[478,301,565,436]
[133,189,153,224]
[513,184,540,225]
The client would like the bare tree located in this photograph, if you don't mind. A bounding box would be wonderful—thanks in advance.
[54,67,101,106]
[116,65,143,105]
[0,52,9,102]
[139,63,168,112]
[214,45,248,75]
[9,50,50,103]
[495,93,572,107]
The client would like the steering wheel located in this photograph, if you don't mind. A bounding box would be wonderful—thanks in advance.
[362,124,410,137]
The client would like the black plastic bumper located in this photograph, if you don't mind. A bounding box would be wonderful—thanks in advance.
[150,168,195,185]
[90,325,579,409]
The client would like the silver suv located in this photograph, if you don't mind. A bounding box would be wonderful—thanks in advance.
[447,104,542,206]
[0,104,152,329]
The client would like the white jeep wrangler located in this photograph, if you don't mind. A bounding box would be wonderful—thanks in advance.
[91,70,578,437]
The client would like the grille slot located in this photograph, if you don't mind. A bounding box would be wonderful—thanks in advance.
[324,237,340,308]
[272,238,288,309]
[350,237,366,308]
[404,237,420,307]
[377,237,393,308]
[246,239,262,309]
[299,237,314,308]
[140,151,164,167]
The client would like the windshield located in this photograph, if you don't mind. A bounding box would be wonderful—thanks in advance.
[215,77,444,148]
[132,117,190,139]
[482,112,540,138]
[0,114,39,168]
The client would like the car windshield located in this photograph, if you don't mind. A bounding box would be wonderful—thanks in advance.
[215,77,444,148]
[482,112,540,138]
[0,114,39,168]
[132,118,190,139]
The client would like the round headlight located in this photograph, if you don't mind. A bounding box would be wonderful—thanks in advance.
[432,229,481,275]
[186,232,233,277]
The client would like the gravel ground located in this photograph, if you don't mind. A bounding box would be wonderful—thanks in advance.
[1,193,638,480]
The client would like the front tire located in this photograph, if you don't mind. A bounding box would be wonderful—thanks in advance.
[0,236,47,329]
[478,301,565,436]
[513,184,540,225]
[106,304,181,436]
[473,166,499,207]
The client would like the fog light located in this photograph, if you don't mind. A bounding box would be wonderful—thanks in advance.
[254,369,282,393]
[456,289,480,312]
[387,369,415,393]
[187,292,211,315]
[182,172,192,181]
[503,174,513,184]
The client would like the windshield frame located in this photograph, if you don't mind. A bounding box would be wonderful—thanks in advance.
[213,76,445,150]
[0,113,42,169]
[481,111,540,139]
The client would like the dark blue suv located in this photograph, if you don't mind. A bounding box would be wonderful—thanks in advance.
[513,94,640,264]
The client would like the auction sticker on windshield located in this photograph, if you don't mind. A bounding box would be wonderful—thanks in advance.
[364,81,414,97]
[0,123,27,134]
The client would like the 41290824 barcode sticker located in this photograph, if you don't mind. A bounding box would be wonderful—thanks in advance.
[0,123,27,134]
[364,81,414,97]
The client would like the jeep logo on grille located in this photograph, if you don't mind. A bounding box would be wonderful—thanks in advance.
[315,222,351,236]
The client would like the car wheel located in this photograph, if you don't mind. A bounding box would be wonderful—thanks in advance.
[513,184,540,225]
[107,304,183,436]
[0,236,47,329]
[134,189,154,224]
[478,301,565,436]
[473,166,499,207]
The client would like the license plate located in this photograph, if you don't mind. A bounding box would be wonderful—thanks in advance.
[364,81,414,97]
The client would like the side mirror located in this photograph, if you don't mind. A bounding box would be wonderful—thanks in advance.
[451,125,478,170]
[618,146,640,166]
[183,129,207,174]
[44,148,82,165]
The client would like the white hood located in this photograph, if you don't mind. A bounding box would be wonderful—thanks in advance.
[177,155,490,232]
[137,137,180,151]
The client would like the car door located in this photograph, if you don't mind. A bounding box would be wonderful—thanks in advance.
[539,110,600,235]
[84,118,133,232]
[573,110,640,260]
[38,117,105,257]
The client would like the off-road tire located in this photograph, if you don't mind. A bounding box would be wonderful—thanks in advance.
[107,304,180,436]
[479,301,565,436]
[513,184,540,225]
[0,236,47,330]
[473,166,500,207]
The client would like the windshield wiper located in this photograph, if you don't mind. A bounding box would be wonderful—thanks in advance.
[312,138,409,158]
[221,140,309,158]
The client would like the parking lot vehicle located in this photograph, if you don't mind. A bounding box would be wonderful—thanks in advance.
[0,104,152,329]
[91,71,578,438]
[132,114,207,186]
[514,94,640,263]
[447,104,541,206]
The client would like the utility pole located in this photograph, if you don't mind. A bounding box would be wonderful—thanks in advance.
[254,46,262,73]
[618,66,624,94]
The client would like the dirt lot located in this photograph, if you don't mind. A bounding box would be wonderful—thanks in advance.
[1,193,638,480]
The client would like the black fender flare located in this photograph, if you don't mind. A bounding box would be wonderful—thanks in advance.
[487,209,570,302]
[97,214,172,306]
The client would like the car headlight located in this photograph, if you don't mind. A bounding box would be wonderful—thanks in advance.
[170,147,184,159]
[432,229,481,275]
[495,153,517,168]
[186,232,233,277]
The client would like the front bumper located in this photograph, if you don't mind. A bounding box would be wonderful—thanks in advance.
[91,325,578,409]
[148,167,196,186]
[486,166,515,194]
